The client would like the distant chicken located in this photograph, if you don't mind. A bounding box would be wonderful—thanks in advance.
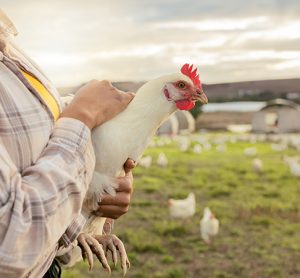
[203,142,212,151]
[283,155,300,167]
[271,143,287,152]
[62,64,208,274]
[193,144,202,154]
[290,163,300,178]
[252,158,263,173]
[244,147,257,157]
[179,140,190,152]
[157,152,168,168]
[216,144,226,153]
[138,155,152,169]
[168,192,196,219]
[200,207,219,244]
[283,156,300,177]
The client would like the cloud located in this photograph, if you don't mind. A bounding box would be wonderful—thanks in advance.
[0,0,300,86]
[154,17,269,31]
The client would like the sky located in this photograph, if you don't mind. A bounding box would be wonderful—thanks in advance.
[1,0,300,87]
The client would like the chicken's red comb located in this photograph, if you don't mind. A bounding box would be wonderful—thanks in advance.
[180,63,201,88]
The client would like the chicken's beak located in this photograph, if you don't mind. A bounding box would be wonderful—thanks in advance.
[194,89,208,104]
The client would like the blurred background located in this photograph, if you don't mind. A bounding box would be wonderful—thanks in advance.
[1,0,300,277]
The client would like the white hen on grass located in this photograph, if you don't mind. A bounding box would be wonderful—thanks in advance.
[200,207,219,244]
[168,192,196,219]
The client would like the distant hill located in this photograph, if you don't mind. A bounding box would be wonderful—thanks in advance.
[202,78,300,102]
[58,78,300,103]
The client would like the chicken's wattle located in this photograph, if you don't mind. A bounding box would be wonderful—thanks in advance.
[175,99,195,110]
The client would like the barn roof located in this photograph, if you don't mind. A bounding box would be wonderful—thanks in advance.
[260,98,300,111]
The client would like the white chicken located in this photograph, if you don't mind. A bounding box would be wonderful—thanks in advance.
[203,142,212,151]
[216,144,226,153]
[179,140,190,152]
[271,143,287,152]
[244,147,257,157]
[193,144,202,154]
[138,155,152,169]
[283,155,300,167]
[200,207,219,244]
[168,192,196,219]
[252,158,263,173]
[63,64,208,274]
[290,162,300,178]
[157,152,168,168]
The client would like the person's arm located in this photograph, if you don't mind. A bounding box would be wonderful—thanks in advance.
[0,80,133,277]
[0,118,94,277]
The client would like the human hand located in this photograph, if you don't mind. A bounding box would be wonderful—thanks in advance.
[95,159,135,219]
[60,80,134,129]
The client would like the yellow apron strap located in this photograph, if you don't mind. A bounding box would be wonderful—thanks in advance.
[20,69,59,121]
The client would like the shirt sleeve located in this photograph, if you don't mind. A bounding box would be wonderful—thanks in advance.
[0,117,95,277]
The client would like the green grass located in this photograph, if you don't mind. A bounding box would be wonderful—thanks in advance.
[62,133,300,278]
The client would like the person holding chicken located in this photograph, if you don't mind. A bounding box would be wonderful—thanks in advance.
[0,9,134,278]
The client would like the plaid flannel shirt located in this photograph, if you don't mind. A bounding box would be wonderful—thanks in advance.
[0,11,95,278]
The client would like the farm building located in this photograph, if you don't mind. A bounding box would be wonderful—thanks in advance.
[195,101,263,131]
[196,111,254,131]
[252,99,300,133]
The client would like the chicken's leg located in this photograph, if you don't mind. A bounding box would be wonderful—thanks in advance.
[78,218,130,276]
[77,233,111,273]
[103,217,114,235]
[93,234,130,277]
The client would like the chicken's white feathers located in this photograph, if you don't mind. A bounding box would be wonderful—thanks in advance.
[138,155,152,169]
[283,155,300,167]
[252,158,263,173]
[193,144,202,154]
[61,67,205,268]
[84,172,118,211]
[83,71,194,234]
[290,163,300,177]
[168,192,196,219]
[244,147,257,157]
[157,152,168,168]
[200,207,219,244]
[91,73,188,178]
[216,144,226,153]
[74,67,205,240]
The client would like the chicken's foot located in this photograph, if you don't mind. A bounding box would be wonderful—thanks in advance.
[93,234,130,277]
[77,233,111,274]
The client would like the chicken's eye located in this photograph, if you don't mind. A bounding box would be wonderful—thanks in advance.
[178,82,186,89]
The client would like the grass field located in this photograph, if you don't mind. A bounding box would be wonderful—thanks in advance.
[62,133,300,278]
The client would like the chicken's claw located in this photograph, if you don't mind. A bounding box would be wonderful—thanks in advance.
[77,233,111,274]
[94,234,130,276]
